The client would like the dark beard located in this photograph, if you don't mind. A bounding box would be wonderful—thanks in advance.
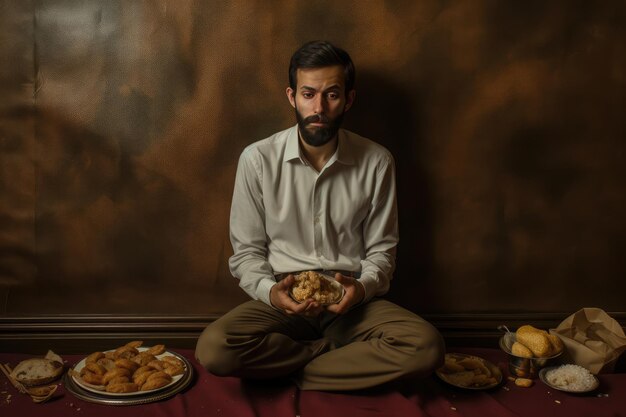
[295,107,344,147]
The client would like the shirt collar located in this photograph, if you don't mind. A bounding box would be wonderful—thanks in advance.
[283,125,356,166]
[284,125,303,163]
[335,129,356,165]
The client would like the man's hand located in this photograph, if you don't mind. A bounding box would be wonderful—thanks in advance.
[325,273,365,314]
[269,274,324,317]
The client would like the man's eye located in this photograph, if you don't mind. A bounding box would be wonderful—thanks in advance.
[327,92,339,100]
[302,92,314,99]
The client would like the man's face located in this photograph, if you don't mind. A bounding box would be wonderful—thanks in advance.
[287,65,355,147]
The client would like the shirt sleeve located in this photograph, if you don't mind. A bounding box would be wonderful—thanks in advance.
[358,153,399,302]
[228,148,276,306]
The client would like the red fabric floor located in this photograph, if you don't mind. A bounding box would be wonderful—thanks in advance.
[1,347,624,417]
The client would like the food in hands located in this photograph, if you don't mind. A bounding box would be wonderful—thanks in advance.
[290,271,344,304]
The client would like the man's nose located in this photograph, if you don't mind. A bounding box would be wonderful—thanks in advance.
[313,95,326,114]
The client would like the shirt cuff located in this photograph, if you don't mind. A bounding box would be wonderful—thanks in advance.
[357,275,378,303]
[256,277,278,307]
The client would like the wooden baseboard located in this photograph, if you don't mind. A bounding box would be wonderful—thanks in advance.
[1,312,625,354]
[0,314,220,353]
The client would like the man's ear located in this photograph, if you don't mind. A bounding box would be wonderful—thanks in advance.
[286,87,296,108]
[344,89,356,112]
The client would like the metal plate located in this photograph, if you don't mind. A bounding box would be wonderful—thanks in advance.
[436,353,503,390]
[63,351,194,406]
[539,365,599,394]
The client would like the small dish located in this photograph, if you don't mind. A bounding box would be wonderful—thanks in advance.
[288,271,345,305]
[539,365,599,393]
[499,335,562,378]
[436,353,503,390]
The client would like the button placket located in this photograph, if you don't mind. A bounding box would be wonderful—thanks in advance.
[312,174,323,259]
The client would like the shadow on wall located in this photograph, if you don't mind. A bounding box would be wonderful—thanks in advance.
[343,70,439,312]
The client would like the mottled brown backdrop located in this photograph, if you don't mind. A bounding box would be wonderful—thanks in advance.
[1,1,625,319]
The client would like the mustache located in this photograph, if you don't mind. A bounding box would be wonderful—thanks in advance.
[303,114,330,125]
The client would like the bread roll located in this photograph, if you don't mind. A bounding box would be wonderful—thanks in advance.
[10,358,64,386]
[516,325,552,357]
[515,378,533,387]
[512,342,534,358]
[547,333,564,356]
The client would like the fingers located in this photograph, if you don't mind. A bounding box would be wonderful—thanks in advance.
[276,273,350,317]
[324,299,347,314]
[284,295,323,317]
[276,274,294,289]
[303,301,323,316]
[325,274,363,314]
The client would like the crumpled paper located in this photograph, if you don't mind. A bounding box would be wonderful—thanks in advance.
[550,307,626,374]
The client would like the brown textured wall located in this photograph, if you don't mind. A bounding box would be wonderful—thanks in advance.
[1,1,625,317]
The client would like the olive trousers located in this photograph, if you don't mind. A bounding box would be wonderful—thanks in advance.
[195,298,445,391]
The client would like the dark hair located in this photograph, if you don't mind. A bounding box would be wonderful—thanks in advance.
[289,40,355,94]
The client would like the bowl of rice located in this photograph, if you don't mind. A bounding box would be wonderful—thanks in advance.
[539,364,599,393]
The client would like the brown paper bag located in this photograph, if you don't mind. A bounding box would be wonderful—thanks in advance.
[550,307,626,374]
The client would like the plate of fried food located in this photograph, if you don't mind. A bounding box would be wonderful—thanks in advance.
[289,271,345,305]
[70,341,188,397]
[436,353,503,390]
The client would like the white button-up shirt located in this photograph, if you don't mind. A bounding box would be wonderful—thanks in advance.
[229,125,398,306]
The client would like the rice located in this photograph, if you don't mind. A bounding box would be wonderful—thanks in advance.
[545,364,596,391]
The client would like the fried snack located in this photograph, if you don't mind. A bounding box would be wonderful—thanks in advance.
[147,360,165,371]
[106,382,139,393]
[115,358,139,373]
[141,371,172,390]
[456,357,483,370]
[134,365,157,376]
[84,362,107,376]
[133,370,157,386]
[85,351,105,364]
[515,325,552,357]
[132,352,157,366]
[76,342,184,394]
[438,354,498,388]
[80,370,104,385]
[511,342,534,358]
[290,271,343,304]
[102,367,131,385]
[96,357,116,371]
[146,371,171,383]
[515,378,534,387]
[141,377,171,391]
[445,371,477,387]
[162,362,185,377]
[108,376,130,385]
[113,346,139,360]
[161,355,185,375]
[161,356,184,367]
[547,334,564,356]
[145,344,166,356]
[125,340,144,349]
[440,357,465,373]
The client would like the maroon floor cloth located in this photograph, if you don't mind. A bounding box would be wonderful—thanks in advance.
[1,347,624,417]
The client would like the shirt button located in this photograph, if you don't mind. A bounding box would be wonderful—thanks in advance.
[314,216,320,224]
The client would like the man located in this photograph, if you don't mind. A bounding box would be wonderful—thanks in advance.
[195,40,444,391]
